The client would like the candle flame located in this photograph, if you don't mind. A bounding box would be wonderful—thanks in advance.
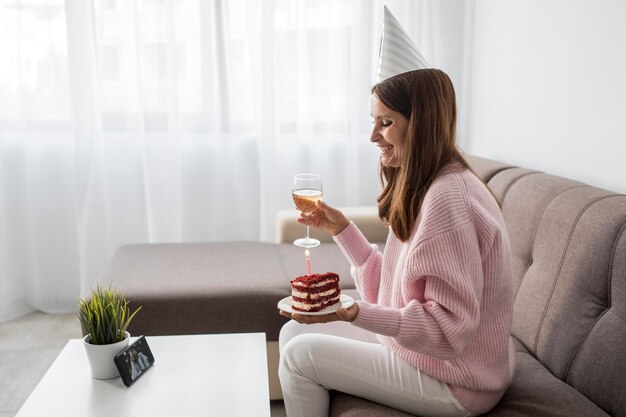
[305,249,310,257]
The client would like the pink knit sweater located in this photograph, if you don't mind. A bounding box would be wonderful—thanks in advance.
[334,167,515,414]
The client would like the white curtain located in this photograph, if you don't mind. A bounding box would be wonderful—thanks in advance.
[0,0,469,322]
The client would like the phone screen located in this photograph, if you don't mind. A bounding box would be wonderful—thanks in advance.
[114,336,155,387]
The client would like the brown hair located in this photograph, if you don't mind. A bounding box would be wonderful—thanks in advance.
[372,69,471,242]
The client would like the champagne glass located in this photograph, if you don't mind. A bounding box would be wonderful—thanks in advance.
[292,173,323,248]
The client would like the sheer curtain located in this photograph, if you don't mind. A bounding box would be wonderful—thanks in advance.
[0,0,469,322]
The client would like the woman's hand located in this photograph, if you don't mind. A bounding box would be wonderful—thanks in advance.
[279,303,360,324]
[298,200,350,236]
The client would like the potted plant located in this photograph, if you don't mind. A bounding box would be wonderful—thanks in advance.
[78,285,141,379]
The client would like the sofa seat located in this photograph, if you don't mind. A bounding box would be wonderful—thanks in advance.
[329,341,611,417]
[482,349,610,417]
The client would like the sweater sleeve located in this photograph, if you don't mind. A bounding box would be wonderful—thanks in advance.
[352,223,483,360]
[333,222,383,304]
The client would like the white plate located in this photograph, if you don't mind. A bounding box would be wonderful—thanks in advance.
[277,294,355,316]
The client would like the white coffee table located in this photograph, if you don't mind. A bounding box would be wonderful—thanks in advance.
[16,333,270,417]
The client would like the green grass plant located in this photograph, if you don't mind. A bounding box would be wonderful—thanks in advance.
[78,285,141,345]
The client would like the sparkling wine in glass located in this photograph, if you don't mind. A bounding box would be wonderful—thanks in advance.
[292,173,323,248]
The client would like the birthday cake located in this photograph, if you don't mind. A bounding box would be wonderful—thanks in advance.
[290,272,341,312]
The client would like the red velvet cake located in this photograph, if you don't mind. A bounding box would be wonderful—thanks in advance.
[290,272,341,312]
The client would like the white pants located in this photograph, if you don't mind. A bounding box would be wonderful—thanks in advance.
[278,320,473,417]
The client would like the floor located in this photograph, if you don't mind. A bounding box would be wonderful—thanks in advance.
[0,312,286,417]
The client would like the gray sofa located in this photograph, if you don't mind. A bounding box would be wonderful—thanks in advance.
[100,155,625,416]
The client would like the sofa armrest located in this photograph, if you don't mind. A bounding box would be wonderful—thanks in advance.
[275,206,388,244]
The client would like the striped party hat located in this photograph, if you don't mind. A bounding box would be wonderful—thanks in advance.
[377,6,429,82]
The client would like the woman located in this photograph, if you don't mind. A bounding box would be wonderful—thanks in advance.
[278,68,515,417]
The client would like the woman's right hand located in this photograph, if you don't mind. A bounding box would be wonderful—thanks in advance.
[298,200,350,236]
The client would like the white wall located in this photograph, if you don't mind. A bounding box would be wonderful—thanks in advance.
[466,0,626,194]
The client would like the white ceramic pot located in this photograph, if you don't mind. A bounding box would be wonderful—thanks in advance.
[83,331,130,379]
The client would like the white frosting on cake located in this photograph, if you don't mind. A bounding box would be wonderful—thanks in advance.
[291,278,336,289]
[292,295,341,311]
[292,288,337,299]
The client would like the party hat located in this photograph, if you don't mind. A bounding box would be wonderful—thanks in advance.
[377,6,429,82]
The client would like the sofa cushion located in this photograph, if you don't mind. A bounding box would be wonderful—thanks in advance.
[487,169,584,296]
[486,167,626,416]
[482,350,610,417]
[519,188,621,368]
[463,154,516,183]
[329,391,416,417]
[563,195,626,417]
[100,242,291,339]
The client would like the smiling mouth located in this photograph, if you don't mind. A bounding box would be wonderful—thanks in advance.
[379,145,393,154]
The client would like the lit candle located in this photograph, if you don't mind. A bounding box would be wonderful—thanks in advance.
[305,249,312,276]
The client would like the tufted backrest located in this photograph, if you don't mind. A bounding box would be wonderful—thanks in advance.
[467,156,626,417]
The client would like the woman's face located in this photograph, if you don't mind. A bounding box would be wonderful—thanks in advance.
[370,95,409,168]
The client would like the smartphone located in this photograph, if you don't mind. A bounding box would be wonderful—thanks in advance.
[114,335,155,387]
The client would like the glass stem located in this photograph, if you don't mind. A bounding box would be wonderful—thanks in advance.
[305,223,310,243]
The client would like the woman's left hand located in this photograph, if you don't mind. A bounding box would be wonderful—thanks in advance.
[279,303,360,324]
